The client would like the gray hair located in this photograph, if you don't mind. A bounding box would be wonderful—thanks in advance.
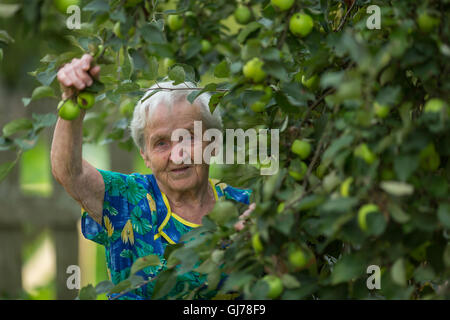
[130,81,223,151]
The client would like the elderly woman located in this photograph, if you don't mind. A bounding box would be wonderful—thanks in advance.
[51,54,253,299]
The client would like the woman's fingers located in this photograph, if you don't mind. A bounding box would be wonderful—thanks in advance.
[56,54,99,98]
[89,65,101,78]
[234,203,256,231]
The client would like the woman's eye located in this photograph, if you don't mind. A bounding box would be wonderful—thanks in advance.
[156,141,167,147]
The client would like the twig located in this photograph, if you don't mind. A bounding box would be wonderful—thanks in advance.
[336,0,356,32]
[277,6,297,50]
[298,87,335,135]
[110,277,156,300]
[284,120,333,212]
[141,87,230,92]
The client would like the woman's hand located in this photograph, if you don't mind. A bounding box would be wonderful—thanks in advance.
[57,53,100,99]
[234,203,256,231]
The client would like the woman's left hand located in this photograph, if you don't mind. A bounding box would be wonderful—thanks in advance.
[234,203,256,231]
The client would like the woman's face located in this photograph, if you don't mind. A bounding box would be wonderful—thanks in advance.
[140,100,210,194]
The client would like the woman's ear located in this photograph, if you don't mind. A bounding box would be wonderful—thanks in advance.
[140,148,151,168]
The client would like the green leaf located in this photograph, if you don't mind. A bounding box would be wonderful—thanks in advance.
[30,86,55,102]
[130,255,161,275]
[95,280,114,295]
[141,24,166,44]
[208,200,238,226]
[32,113,57,132]
[78,284,97,300]
[122,48,134,80]
[115,81,140,94]
[263,61,289,82]
[35,63,57,86]
[387,202,410,223]
[2,118,33,137]
[83,0,109,12]
[281,274,301,289]
[168,66,186,84]
[380,181,414,196]
[151,269,177,299]
[322,135,354,163]
[0,30,14,44]
[0,4,21,18]
[331,253,366,285]
[237,22,261,43]
[0,161,16,183]
[366,211,387,236]
[437,203,450,229]
[214,60,230,78]
[186,83,216,104]
[147,56,159,80]
[394,154,419,181]
[109,279,132,294]
[391,258,406,287]
[320,197,359,213]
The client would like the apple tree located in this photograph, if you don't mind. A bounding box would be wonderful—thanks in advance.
[1,0,449,299]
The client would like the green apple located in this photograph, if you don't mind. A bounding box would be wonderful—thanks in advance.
[252,233,264,253]
[77,92,95,110]
[315,164,327,179]
[243,57,266,83]
[167,14,184,31]
[263,275,283,299]
[128,26,136,37]
[277,202,285,214]
[250,101,266,113]
[58,99,80,121]
[419,143,440,172]
[424,98,445,113]
[253,85,273,102]
[234,6,252,25]
[289,160,308,181]
[417,12,440,33]
[291,139,311,159]
[125,0,143,7]
[340,177,354,197]
[163,57,176,70]
[354,143,376,164]
[302,74,319,91]
[374,102,390,118]
[358,204,379,232]
[113,21,123,38]
[289,249,307,268]
[381,168,395,181]
[53,0,80,14]
[120,99,135,117]
[271,0,294,11]
[201,39,212,53]
[289,13,314,37]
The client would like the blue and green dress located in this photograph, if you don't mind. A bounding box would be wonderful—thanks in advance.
[81,169,251,300]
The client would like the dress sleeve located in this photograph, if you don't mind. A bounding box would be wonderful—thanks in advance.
[80,169,131,246]
[223,185,253,205]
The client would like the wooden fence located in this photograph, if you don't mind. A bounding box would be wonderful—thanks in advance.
[0,84,134,299]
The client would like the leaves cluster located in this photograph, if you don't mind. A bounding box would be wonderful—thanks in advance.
[1,0,449,299]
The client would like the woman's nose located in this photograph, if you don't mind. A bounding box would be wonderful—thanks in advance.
[170,141,192,165]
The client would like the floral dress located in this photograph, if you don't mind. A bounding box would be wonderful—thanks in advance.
[81,169,251,300]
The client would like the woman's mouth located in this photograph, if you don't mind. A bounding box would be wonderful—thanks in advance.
[170,166,191,174]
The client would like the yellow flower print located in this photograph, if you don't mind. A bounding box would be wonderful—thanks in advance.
[121,220,134,245]
[104,215,114,237]
[147,194,156,212]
